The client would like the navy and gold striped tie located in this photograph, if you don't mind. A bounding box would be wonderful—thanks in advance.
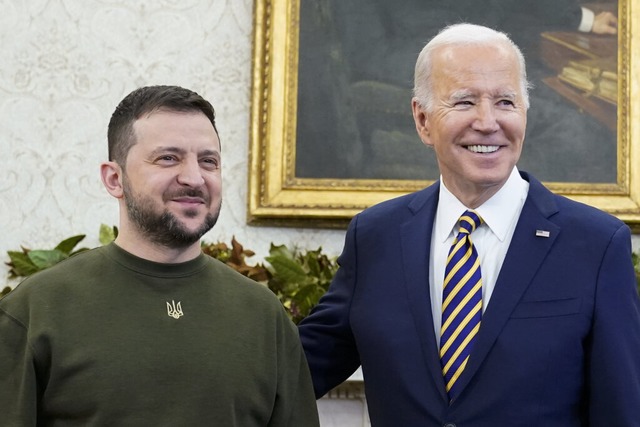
[440,210,483,400]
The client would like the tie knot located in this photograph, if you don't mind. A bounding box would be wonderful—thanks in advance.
[458,210,482,235]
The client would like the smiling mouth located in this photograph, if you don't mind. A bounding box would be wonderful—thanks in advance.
[172,197,205,206]
[466,145,499,153]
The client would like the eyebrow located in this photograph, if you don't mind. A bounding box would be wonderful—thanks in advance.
[496,91,517,101]
[449,90,518,102]
[449,90,474,102]
[149,146,185,157]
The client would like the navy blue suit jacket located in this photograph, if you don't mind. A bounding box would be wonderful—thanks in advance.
[299,172,640,426]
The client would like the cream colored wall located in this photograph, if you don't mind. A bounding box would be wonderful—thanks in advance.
[0,0,346,286]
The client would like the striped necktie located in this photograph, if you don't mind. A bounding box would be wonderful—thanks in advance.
[440,210,483,401]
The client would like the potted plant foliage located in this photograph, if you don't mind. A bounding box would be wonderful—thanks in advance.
[3,225,338,323]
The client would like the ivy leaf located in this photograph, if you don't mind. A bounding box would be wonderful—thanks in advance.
[7,251,39,277]
[293,282,324,306]
[265,254,308,283]
[1,286,12,298]
[268,243,293,259]
[28,250,68,270]
[305,252,322,277]
[289,283,327,324]
[99,224,118,245]
[54,235,86,255]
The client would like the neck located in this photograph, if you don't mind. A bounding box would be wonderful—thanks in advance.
[448,185,500,209]
[442,176,511,209]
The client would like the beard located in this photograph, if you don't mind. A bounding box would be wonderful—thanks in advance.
[122,175,221,249]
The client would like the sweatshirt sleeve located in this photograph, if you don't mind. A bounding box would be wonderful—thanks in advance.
[0,304,39,426]
[268,313,320,427]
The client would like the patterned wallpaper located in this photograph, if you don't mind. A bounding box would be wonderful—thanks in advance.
[0,0,346,286]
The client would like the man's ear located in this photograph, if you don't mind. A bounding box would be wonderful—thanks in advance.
[100,161,124,199]
[411,98,433,147]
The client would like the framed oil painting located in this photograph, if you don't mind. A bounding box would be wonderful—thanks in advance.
[248,0,640,229]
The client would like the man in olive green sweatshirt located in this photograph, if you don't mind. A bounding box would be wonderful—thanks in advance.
[0,85,319,427]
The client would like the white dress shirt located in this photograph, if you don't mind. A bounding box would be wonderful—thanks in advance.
[429,167,529,344]
[579,7,595,33]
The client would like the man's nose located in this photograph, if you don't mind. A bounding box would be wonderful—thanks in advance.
[176,159,205,187]
[471,102,500,133]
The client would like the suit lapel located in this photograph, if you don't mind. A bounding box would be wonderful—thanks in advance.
[400,183,449,402]
[451,174,561,399]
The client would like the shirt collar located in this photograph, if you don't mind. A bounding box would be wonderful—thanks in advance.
[436,167,529,242]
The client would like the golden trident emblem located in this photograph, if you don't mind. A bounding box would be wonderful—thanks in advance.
[166,300,184,319]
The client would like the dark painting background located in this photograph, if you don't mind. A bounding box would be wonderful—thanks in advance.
[295,0,618,183]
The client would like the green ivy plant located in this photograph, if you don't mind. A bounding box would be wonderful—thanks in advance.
[6,235,88,279]
[264,244,338,324]
[2,225,120,298]
[632,252,640,295]
[200,238,338,323]
[4,225,117,285]
[2,225,337,324]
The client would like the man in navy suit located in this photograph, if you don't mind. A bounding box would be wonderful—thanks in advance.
[298,23,640,426]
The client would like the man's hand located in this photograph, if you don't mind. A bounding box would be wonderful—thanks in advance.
[592,11,617,35]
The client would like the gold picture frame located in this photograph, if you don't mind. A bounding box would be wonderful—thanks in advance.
[248,0,640,229]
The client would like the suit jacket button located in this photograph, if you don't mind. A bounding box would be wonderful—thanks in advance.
[443,424,456,427]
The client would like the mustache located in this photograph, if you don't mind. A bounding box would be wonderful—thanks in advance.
[163,188,210,203]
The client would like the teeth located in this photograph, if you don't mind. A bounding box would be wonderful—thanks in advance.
[467,145,499,153]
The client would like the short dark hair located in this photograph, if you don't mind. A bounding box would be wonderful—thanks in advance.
[107,85,218,165]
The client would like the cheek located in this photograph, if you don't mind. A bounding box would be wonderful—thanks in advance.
[502,114,527,138]
[430,124,461,150]
[430,139,458,164]
[436,114,468,136]
[207,175,223,193]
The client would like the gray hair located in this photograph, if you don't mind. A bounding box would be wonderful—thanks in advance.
[413,23,531,111]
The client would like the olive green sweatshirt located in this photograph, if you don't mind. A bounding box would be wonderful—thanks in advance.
[0,243,319,426]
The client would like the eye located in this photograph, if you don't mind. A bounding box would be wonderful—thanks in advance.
[200,157,220,171]
[155,155,179,164]
[453,100,474,109]
[497,99,515,107]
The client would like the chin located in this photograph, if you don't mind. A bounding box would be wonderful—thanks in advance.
[469,172,510,189]
[180,219,209,232]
